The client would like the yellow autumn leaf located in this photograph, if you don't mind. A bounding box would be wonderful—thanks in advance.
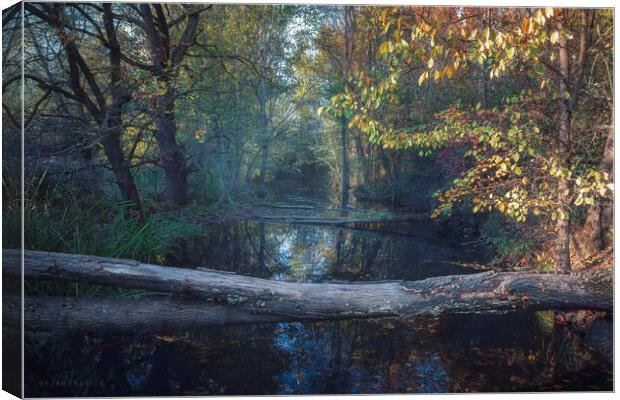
[418,71,428,85]
[445,65,454,78]
[550,31,559,44]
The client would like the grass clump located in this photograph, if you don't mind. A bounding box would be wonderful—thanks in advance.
[4,174,206,298]
[4,174,201,264]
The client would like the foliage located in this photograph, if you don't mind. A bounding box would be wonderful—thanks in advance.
[426,97,612,224]
[4,174,200,264]
[322,6,613,269]
[3,5,613,274]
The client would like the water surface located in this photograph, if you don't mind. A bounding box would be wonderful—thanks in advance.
[24,195,613,395]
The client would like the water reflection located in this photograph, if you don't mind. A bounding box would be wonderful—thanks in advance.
[25,313,612,396]
[172,220,487,282]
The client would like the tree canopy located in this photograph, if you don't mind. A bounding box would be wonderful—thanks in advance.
[2,5,614,274]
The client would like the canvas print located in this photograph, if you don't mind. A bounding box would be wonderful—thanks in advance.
[1,2,614,396]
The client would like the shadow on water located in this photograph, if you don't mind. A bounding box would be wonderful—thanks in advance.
[24,191,613,395]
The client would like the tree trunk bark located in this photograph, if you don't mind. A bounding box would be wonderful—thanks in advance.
[138,4,200,206]
[379,147,399,206]
[36,4,145,220]
[100,124,143,220]
[555,13,573,274]
[354,133,371,185]
[101,4,143,218]
[5,250,612,330]
[340,116,350,208]
[257,81,270,194]
[6,295,283,332]
[153,86,189,205]
[340,6,355,208]
[581,117,614,251]
[258,144,269,192]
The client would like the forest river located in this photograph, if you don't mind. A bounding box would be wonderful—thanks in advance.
[24,188,613,395]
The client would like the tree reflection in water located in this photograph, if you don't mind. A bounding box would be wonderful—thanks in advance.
[26,312,612,396]
[172,220,488,282]
[24,218,612,396]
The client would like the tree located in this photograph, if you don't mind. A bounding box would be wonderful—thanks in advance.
[327,7,613,272]
[21,3,144,219]
[339,6,355,207]
[131,4,206,205]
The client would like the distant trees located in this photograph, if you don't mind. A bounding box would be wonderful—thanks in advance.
[316,6,412,206]
[195,5,315,198]
[248,7,292,193]
[11,3,362,215]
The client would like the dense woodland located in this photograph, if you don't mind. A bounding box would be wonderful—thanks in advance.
[2,4,614,273]
[1,4,615,395]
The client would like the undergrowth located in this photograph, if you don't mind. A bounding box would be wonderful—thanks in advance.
[480,213,553,272]
[4,173,206,297]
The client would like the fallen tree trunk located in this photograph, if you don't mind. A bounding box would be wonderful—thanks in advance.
[262,204,364,212]
[4,295,285,332]
[251,213,428,227]
[3,250,612,328]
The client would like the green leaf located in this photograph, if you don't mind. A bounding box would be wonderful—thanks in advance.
[506,46,515,59]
